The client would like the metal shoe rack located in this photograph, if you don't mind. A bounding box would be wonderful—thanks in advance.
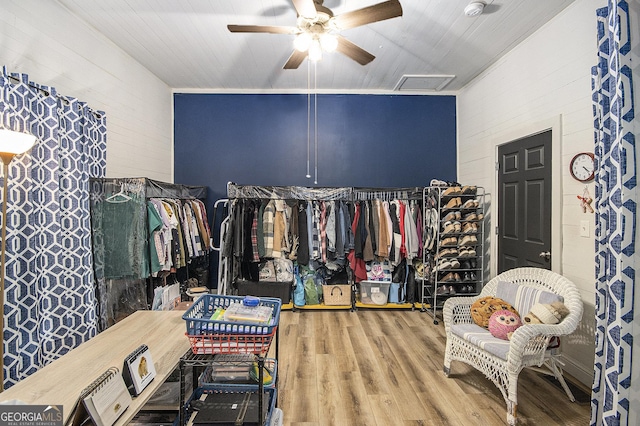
[420,185,485,324]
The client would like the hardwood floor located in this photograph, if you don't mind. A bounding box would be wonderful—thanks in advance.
[270,309,590,426]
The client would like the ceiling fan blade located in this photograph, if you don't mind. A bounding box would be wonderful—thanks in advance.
[227,24,298,34]
[336,36,375,65]
[333,0,403,30]
[283,50,309,69]
[291,0,318,19]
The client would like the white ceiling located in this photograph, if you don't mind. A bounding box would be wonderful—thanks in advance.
[56,0,575,92]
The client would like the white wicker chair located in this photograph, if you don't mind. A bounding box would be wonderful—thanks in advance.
[443,267,583,425]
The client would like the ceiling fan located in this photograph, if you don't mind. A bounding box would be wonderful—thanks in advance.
[227,0,403,69]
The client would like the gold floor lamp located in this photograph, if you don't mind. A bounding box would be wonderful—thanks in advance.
[0,128,36,392]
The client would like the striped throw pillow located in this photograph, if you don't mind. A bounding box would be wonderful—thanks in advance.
[496,280,563,318]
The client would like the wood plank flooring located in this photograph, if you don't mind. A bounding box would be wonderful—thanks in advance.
[270,309,591,426]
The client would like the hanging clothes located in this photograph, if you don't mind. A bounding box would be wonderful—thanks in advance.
[147,197,212,276]
[263,200,275,258]
[148,201,164,275]
[297,201,310,265]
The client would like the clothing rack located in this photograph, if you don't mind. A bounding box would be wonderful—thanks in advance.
[90,177,209,329]
[223,183,430,311]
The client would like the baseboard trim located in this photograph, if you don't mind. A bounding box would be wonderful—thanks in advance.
[561,355,594,391]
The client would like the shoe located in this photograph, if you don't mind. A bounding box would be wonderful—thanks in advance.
[442,186,462,197]
[458,248,476,258]
[460,260,472,270]
[436,248,451,259]
[453,221,462,232]
[459,235,478,246]
[476,213,484,220]
[441,272,457,282]
[454,211,462,220]
[463,212,477,221]
[461,199,478,209]
[469,259,478,268]
[461,185,477,195]
[437,248,456,258]
[448,285,456,295]
[442,237,458,246]
[459,235,472,245]
[436,285,449,295]
[462,222,475,234]
[444,197,462,209]
[442,222,457,234]
[436,248,458,258]
[431,179,448,187]
[468,271,477,281]
[442,211,457,222]
[438,259,453,270]
[448,258,460,269]
[445,248,458,257]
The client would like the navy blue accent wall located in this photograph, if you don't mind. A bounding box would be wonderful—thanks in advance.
[174,93,456,202]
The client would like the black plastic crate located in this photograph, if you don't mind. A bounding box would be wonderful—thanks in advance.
[235,280,292,304]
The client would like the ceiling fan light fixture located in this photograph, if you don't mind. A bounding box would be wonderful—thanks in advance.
[308,39,323,61]
[294,32,312,52]
[319,33,338,52]
[228,0,403,69]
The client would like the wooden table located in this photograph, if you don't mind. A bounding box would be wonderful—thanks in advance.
[0,310,191,425]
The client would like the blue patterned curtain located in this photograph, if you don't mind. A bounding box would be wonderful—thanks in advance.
[0,68,106,388]
[591,1,638,425]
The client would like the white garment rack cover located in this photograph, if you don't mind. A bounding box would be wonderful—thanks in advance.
[227,183,424,201]
[227,182,352,200]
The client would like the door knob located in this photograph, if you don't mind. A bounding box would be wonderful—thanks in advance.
[539,251,551,261]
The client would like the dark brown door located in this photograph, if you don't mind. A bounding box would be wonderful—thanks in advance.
[497,130,552,272]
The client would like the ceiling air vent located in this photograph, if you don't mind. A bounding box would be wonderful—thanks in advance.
[394,75,455,92]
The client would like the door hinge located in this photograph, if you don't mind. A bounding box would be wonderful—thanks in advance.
[495,226,499,235]
[495,161,500,171]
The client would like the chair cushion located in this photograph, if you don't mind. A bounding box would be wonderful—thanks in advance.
[451,323,511,360]
[496,281,563,318]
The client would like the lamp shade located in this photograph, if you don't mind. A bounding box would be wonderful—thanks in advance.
[319,33,338,52]
[308,39,323,62]
[294,33,312,52]
[0,129,37,155]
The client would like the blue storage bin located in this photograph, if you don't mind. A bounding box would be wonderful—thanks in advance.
[182,294,281,355]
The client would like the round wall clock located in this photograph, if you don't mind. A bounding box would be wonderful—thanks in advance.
[569,152,595,182]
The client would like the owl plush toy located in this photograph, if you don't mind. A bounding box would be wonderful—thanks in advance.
[488,309,522,340]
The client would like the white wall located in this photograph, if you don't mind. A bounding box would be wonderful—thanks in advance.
[0,0,173,181]
[457,0,604,386]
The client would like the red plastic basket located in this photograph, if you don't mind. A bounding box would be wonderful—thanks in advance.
[186,327,277,355]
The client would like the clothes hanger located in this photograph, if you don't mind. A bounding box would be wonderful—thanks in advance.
[105,183,132,203]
